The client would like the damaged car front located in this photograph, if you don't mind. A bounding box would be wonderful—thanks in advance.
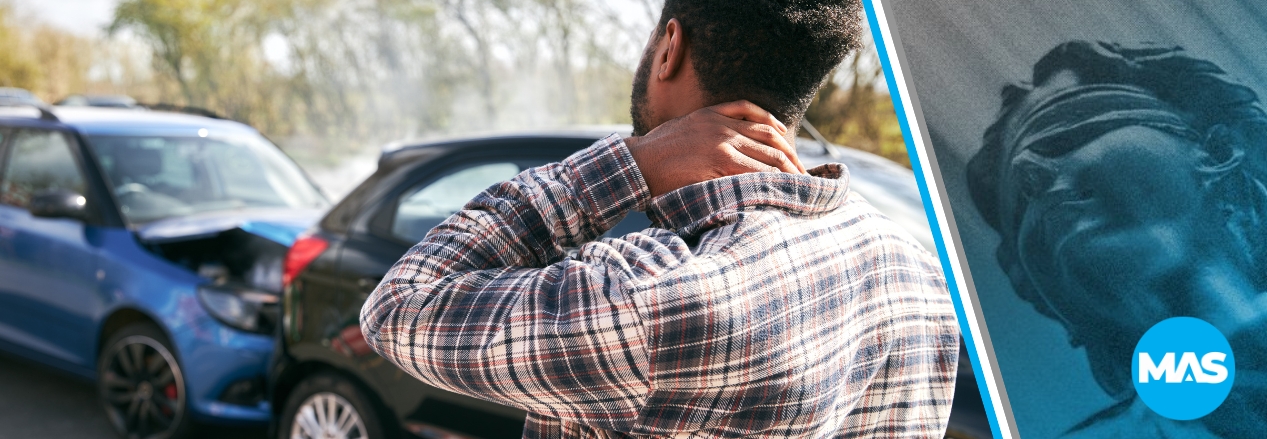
[104,132,326,335]
[0,106,327,438]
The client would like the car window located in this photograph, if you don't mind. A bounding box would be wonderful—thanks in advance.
[87,134,326,224]
[0,129,86,210]
[387,156,653,245]
[392,162,522,243]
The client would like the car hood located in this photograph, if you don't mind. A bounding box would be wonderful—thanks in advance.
[135,208,322,245]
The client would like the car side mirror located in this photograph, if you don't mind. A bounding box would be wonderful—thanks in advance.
[29,189,89,221]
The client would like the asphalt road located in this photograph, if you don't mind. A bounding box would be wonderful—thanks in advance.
[0,342,992,439]
[0,352,267,439]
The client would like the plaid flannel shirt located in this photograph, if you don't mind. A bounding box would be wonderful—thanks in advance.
[360,134,959,438]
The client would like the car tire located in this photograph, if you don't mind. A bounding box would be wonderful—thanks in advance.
[97,322,192,439]
[279,372,392,439]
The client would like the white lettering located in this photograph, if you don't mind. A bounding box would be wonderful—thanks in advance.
[1140,352,1176,383]
[1199,352,1228,384]
[1138,352,1229,384]
[1176,352,1203,383]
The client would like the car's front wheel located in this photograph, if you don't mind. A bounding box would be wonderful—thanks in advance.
[279,372,390,439]
[97,322,191,439]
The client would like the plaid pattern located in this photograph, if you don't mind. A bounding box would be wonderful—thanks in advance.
[361,134,959,438]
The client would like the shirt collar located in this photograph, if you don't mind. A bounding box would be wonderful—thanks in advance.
[645,163,851,237]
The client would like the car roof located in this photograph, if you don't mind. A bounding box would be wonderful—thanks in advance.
[377,127,913,178]
[58,94,140,107]
[0,87,37,98]
[0,105,258,137]
[378,127,627,166]
[382,126,627,152]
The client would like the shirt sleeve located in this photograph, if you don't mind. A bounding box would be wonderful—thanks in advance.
[359,135,681,432]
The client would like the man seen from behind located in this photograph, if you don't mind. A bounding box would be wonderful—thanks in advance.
[360,1,960,437]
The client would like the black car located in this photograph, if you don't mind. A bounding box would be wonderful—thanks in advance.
[273,130,988,439]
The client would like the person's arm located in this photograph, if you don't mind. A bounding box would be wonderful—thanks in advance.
[360,136,660,430]
[360,102,799,431]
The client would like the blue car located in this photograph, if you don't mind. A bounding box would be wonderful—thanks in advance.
[0,105,327,438]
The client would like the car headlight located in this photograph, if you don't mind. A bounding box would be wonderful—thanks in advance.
[198,285,280,334]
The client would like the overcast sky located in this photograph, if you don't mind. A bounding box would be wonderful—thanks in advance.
[14,0,119,35]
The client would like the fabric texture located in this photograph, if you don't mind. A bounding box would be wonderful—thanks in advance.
[360,134,959,438]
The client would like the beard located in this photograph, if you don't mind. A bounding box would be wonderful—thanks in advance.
[630,42,657,136]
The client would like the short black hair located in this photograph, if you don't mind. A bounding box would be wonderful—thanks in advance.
[657,0,863,125]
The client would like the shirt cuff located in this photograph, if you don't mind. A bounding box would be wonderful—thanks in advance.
[564,133,653,231]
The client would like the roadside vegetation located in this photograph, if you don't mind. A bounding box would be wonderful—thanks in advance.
[0,0,908,167]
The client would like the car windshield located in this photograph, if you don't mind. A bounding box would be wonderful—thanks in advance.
[86,134,327,225]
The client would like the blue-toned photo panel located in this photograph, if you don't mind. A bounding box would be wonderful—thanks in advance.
[868,1,1267,438]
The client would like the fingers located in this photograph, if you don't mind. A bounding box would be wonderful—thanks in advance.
[706,100,804,174]
[722,149,783,175]
[723,119,805,174]
[725,133,800,174]
[631,101,807,197]
[708,100,789,134]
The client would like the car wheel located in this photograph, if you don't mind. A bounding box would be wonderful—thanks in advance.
[279,372,390,439]
[97,322,191,439]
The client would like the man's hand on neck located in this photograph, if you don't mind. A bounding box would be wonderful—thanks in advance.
[625,100,807,198]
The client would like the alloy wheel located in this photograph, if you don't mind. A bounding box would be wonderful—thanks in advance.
[100,335,185,439]
[289,392,369,439]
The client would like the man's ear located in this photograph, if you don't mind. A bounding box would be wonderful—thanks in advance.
[657,18,689,81]
[1198,124,1246,185]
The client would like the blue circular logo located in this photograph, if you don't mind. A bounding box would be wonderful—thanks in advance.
[1132,317,1235,420]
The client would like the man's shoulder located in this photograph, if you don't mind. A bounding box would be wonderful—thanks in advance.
[656,189,941,292]
[787,190,936,263]
[666,189,934,268]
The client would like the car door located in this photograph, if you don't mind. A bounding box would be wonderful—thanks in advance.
[0,127,103,369]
